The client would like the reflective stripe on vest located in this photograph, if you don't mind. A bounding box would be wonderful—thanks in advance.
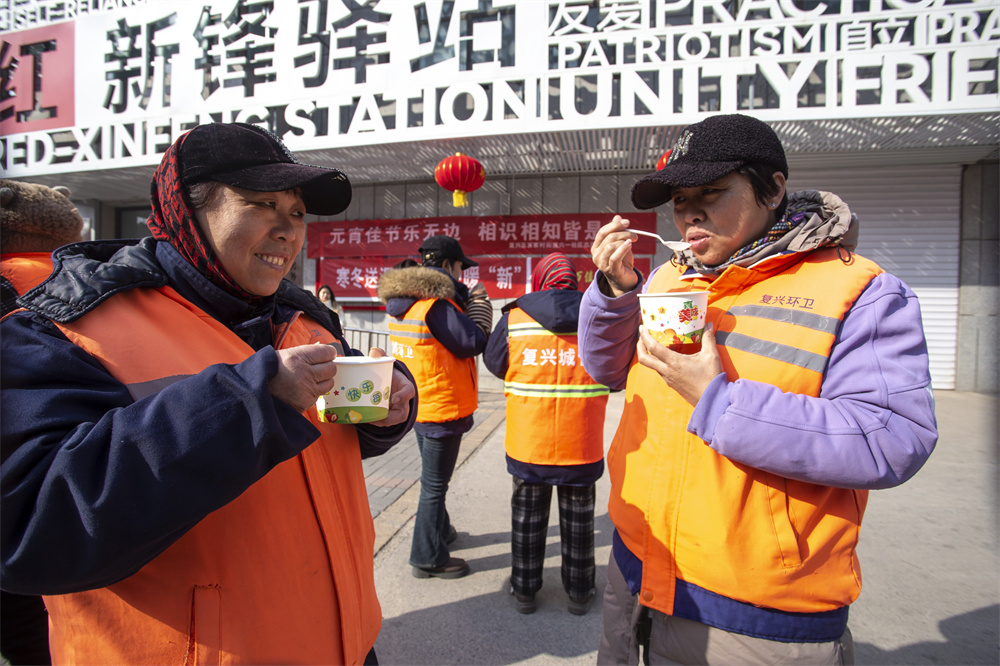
[713,304,842,373]
[608,249,882,617]
[45,285,379,665]
[388,298,477,423]
[504,308,608,466]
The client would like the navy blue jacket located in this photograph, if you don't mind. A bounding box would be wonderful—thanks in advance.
[0,238,416,595]
[484,288,604,487]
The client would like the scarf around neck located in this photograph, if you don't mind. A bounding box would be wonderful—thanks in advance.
[673,192,854,276]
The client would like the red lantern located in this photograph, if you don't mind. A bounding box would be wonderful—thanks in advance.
[435,152,485,208]
[656,149,672,170]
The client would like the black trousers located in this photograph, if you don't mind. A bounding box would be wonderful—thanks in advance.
[510,477,596,599]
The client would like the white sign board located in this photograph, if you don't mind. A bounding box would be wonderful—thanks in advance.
[1,0,997,176]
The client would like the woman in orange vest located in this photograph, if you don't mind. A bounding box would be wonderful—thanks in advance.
[484,253,609,616]
[378,235,492,580]
[0,123,417,665]
[580,114,937,664]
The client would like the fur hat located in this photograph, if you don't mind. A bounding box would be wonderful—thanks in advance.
[1,180,85,254]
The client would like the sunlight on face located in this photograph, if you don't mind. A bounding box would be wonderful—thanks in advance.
[194,184,306,297]
[671,172,785,267]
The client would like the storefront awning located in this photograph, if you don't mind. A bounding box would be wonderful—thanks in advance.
[12,113,999,204]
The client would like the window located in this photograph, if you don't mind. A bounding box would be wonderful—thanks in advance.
[116,206,153,239]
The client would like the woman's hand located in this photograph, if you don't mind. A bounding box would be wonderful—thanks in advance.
[269,343,339,412]
[636,324,725,406]
[366,348,415,427]
[591,215,640,297]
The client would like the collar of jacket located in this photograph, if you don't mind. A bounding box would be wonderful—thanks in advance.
[17,237,168,323]
[16,238,341,341]
[673,189,859,276]
[502,289,582,334]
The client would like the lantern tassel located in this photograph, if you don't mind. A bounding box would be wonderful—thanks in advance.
[453,190,469,208]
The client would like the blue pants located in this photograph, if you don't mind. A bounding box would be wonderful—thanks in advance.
[409,432,462,568]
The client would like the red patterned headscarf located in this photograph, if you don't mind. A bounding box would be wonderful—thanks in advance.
[146,133,258,302]
[531,252,578,292]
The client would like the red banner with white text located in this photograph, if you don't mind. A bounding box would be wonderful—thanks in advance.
[315,255,653,300]
[309,213,658,301]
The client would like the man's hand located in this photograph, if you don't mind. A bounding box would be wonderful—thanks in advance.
[591,215,641,297]
[366,348,416,427]
[636,324,725,406]
[269,343,339,412]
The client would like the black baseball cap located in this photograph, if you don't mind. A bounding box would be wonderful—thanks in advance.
[179,122,352,216]
[419,235,478,269]
[631,114,788,210]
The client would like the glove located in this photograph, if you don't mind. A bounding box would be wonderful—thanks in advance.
[463,282,494,340]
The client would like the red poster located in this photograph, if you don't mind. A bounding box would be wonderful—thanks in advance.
[476,257,529,299]
[571,256,653,292]
[317,255,656,301]
[316,256,396,299]
[0,23,75,135]
[316,256,530,300]
[307,213,659,259]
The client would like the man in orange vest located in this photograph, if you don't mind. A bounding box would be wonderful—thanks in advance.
[379,235,492,579]
[484,252,609,616]
[1,180,85,316]
[0,180,85,666]
[581,114,937,664]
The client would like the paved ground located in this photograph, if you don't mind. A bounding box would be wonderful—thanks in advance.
[363,389,507,555]
[364,389,998,665]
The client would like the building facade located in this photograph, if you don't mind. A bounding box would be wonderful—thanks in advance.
[1,0,997,390]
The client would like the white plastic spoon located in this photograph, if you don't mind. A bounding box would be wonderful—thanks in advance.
[629,229,691,253]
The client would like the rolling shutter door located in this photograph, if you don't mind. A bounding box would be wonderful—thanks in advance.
[788,164,960,390]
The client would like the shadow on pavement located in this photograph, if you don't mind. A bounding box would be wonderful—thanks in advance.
[377,570,607,665]
[855,604,999,665]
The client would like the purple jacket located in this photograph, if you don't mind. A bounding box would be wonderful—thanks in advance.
[580,265,936,490]
[584,190,938,642]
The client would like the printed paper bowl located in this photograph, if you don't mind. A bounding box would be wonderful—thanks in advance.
[317,356,394,424]
[638,291,708,352]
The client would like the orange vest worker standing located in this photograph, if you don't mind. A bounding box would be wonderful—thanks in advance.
[484,252,609,616]
[379,235,492,580]
[1,180,86,666]
[580,114,936,665]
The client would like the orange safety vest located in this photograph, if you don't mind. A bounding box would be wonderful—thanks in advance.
[42,285,380,665]
[1,253,54,294]
[388,298,477,423]
[503,308,608,466]
[608,249,883,616]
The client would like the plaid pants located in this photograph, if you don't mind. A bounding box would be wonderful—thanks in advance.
[510,477,596,599]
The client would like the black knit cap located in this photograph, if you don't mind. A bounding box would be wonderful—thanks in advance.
[631,114,788,210]
[419,234,478,269]
[179,122,352,216]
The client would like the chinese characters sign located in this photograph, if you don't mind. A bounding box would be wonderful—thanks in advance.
[0,19,73,134]
[306,212,657,257]
[316,253,653,300]
[2,0,998,175]
[309,211,656,299]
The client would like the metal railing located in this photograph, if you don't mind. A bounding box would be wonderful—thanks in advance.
[343,327,391,354]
